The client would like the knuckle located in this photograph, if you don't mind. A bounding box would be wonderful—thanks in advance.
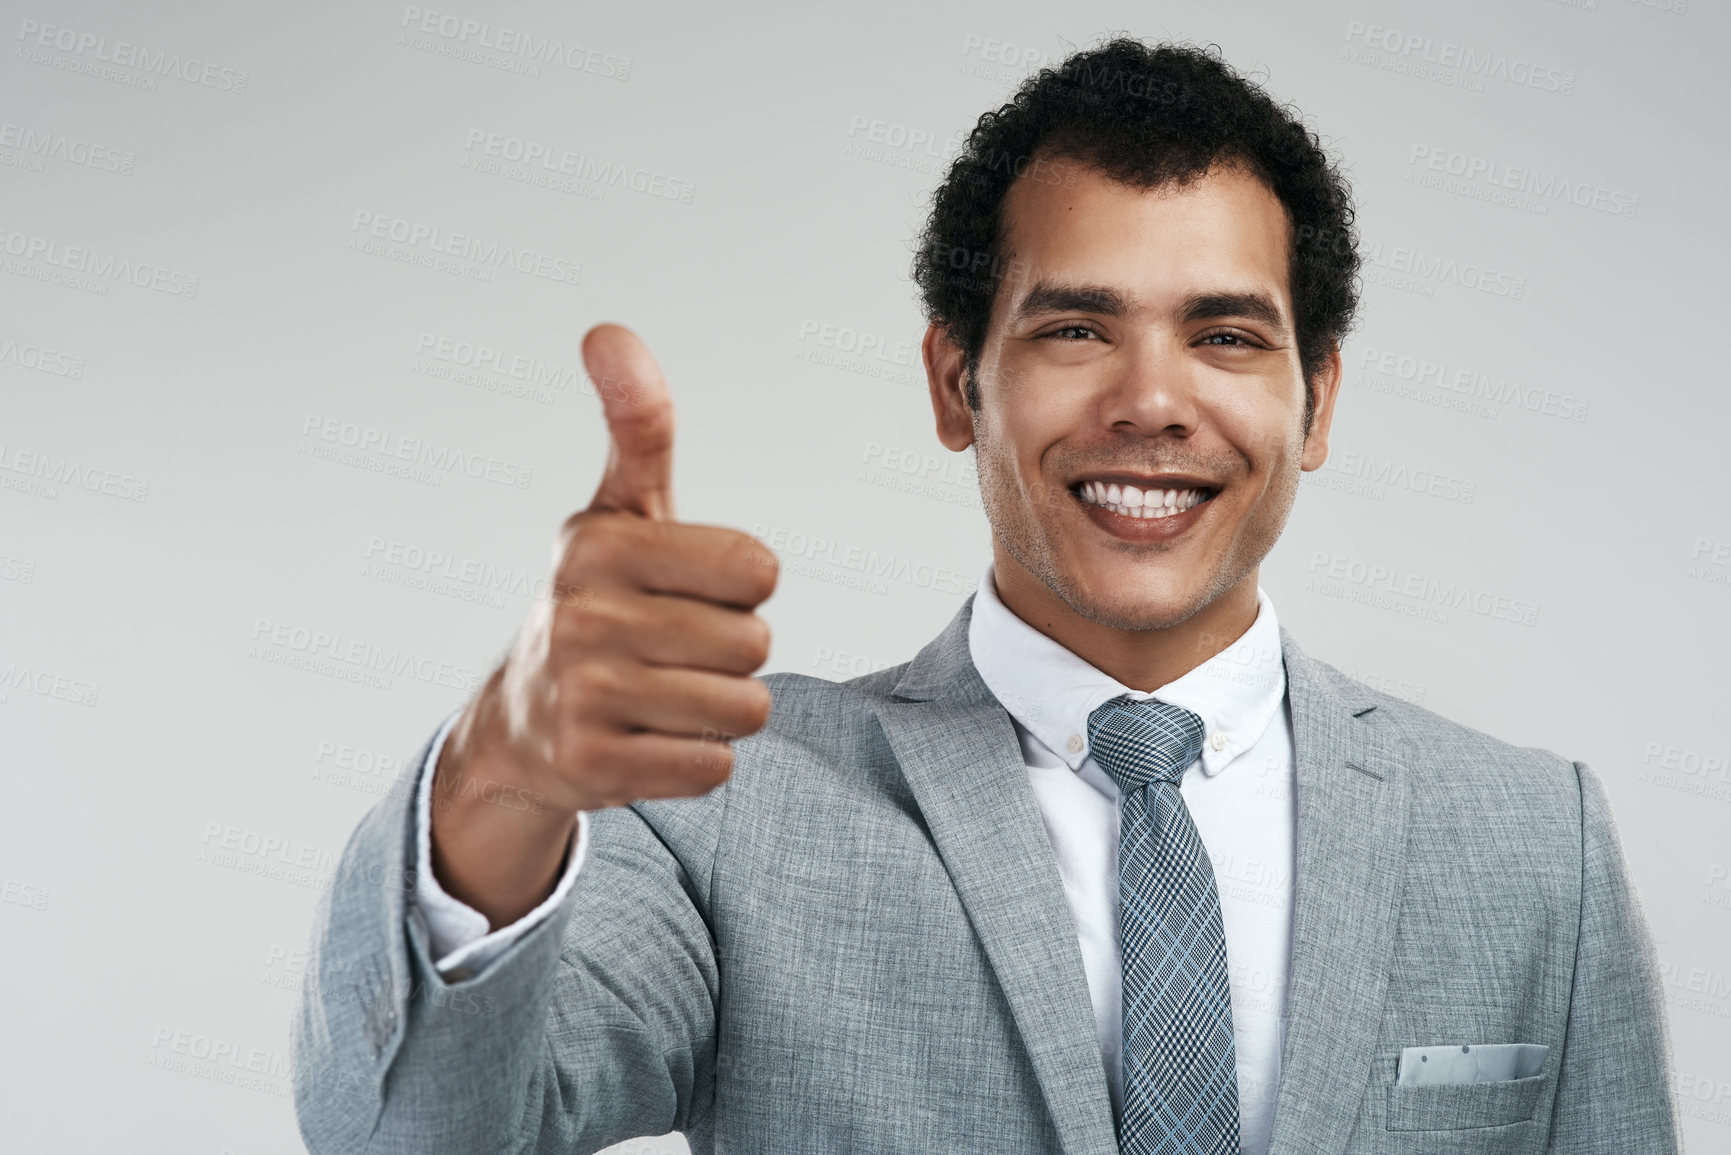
[561,516,629,577]
[555,583,597,616]
[569,731,641,806]
[738,616,772,668]
[560,658,625,707]
[723,531,779,595]
[735,679,773,732]
[746,544,780,595]
[556,721,606,778]
[689,741,734,788]
[557,508,590,542]
[553,592,615,649]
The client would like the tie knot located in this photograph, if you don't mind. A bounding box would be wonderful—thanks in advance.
[1086,694,1206,794]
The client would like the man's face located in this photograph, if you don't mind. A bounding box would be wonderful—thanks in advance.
[926,156,1341,634]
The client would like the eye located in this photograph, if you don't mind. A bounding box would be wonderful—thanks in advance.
[1040,324,1102,341]
[1196,328,1264,348]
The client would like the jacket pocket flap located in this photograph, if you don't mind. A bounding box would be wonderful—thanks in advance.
[1386,1072,1546,1132]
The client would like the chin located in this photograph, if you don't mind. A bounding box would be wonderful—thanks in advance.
[1060,575,1209,633]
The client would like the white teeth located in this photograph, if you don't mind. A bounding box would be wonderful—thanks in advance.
[1075,483,1210,518]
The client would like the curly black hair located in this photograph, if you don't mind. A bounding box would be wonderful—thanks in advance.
[912,36,1361,434]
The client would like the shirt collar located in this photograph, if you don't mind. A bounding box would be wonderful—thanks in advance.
[967,560,1287,777]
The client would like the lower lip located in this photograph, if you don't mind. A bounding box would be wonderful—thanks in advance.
[1072,489,1216,542]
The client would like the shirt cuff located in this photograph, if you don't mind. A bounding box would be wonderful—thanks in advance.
[411,709,590,977]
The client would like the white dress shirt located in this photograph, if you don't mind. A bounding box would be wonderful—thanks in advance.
[967,563,1295,1154]
[411,562,1296,1152]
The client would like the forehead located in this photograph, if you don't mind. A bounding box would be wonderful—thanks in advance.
[994,155,1293,315]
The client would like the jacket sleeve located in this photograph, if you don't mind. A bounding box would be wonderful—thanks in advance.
[409,709,593,975]
[1544,759,1684,1153]
[290,721,728,1154]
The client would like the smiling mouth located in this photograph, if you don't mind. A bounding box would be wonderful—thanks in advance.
[1069,479,1219,520]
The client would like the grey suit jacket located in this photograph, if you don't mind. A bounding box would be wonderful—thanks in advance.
[291,592,1683,1153]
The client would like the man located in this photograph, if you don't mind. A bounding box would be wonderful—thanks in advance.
[292,38,1681,1154]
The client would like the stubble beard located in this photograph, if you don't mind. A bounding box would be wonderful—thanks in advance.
[973,413,1304,634]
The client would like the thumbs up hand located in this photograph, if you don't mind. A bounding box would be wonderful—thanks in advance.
[583,323,679,521]
[428,323,779,926]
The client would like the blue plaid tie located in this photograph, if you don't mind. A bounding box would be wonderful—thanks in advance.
[1087,694,1240,1155]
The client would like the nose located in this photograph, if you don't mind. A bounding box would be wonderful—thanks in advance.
[1094,338,1203,438]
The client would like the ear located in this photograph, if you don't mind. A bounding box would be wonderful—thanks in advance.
[924,323,975,452]
[1299,343,1343,472]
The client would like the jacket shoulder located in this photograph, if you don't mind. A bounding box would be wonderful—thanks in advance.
[721,666,912,763]
[628,669,905,880]
[752,664,911,749]
[1300,652,1583,813]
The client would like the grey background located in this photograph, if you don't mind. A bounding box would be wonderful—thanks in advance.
[1,1,1725,1152]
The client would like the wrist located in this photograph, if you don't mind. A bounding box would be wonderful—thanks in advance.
[429,677,582,927]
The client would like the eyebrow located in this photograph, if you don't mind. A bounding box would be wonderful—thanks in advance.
[1010,279,1289,336]
[1179,291,1287,335]
[1010,280,1132,324]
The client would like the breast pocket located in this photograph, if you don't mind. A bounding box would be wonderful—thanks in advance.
[1385,1072,1547,1132]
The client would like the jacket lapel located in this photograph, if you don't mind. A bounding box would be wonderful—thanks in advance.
[866,599,1411,1155]
[1264,625,1412,1155]
[869,593,1120,1155]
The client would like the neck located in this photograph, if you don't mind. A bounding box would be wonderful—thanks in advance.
[991,554,1261,693]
